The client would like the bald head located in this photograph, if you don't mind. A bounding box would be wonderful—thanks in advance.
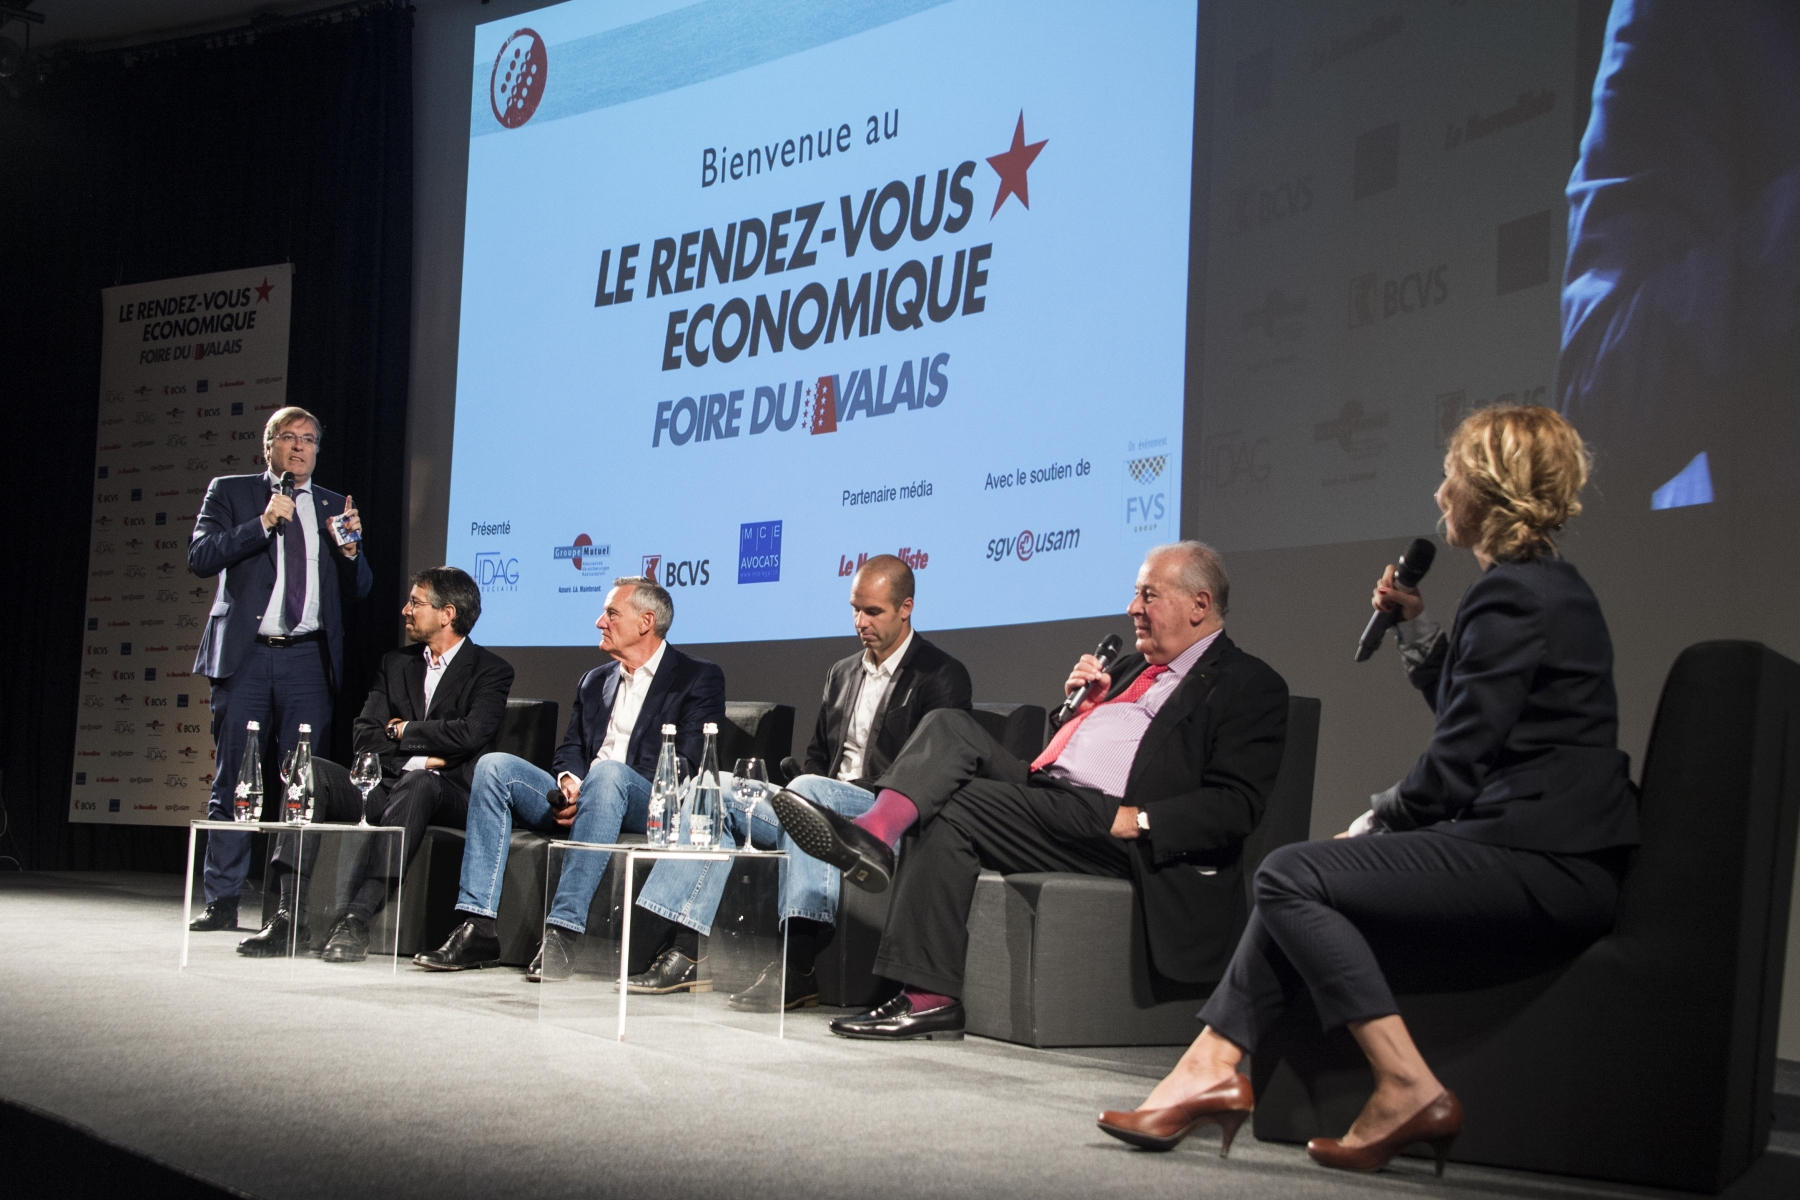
[849,555,915,665]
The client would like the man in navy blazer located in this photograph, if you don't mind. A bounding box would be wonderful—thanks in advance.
[187,406,375,932]
[414,574,725,973]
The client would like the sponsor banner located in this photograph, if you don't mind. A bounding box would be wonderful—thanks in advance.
[445,0,1194,642]
[72,264,293,826]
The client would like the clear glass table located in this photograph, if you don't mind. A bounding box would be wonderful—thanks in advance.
[536,841,788,1042]
[182,820,405,973]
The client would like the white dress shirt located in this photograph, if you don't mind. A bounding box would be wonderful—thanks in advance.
[257,470,321,637]
[837,628,913,782]
[402,636,465,773]
[559,640,667,786]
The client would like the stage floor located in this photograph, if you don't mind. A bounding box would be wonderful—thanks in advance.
[1,870,1796,1200]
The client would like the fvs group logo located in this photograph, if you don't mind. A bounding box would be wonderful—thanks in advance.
[490,29,547,129]
[738,520,782,584]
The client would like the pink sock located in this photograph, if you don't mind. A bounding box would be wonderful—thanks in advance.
[904,987,956,1011]
[853,788,918,846]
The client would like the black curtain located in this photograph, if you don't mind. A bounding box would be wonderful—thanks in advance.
[0,3,413,871]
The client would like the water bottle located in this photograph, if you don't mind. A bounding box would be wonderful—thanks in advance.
[688,723,722,849]
[646,724,678,847]
[285,724,315,824]
[234,721,263,823]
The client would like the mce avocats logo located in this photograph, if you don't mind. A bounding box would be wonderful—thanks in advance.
[491,29,547,129]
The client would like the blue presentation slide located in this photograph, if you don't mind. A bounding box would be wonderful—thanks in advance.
[447,0,1197,644]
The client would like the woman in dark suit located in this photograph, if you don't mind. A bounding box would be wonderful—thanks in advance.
[1097,406,1639,1175]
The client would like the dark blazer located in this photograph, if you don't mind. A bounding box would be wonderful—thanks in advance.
[551,643,726,783]
[1048,633,1288,984]
[188,472,374,689]
[1374,556,1639,854]
[803,633,973,787]
[350,640,515,795]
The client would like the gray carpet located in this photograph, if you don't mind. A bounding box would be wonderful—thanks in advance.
[1,871,1796,1200]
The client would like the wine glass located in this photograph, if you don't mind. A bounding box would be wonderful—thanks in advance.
[732,758,768,833]
[350,752,383,828]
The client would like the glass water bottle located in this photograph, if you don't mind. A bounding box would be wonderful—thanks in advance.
[646,724,678,847]
[285,724,315,824]
[234,720,263,823]
[687,723,722,849]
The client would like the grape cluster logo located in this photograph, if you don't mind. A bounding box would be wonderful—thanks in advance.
[491,29,548,130]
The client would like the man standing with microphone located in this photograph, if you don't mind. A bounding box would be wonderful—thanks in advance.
[186,406,374,932]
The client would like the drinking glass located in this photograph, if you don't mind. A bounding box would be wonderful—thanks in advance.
[350,752,383,828]
[731,758,768,835]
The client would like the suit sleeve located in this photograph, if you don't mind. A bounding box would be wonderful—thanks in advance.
[551,674,592,779]
[1376,573,1545,831]
[352,668,409,774]
[672,663,728,773]
[335,537,374,602]
[1140,665,1289,864]
[398,656,515,765]
[188,478,272,579]
[802,670,836,776]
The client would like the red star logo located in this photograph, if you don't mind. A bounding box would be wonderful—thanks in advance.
[254,277,274,303]
[986,111,1048,218]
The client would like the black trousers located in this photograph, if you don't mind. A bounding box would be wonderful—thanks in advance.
[872,710,1130,996]
[1196,830,1624,1049]
[268,770,467,920]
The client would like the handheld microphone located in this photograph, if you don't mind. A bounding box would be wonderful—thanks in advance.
[1355,538,1436,662]
[1055,634,1125,723]
[275,471,295,534]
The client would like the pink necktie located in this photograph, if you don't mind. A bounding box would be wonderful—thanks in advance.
[1031,664,1171,771]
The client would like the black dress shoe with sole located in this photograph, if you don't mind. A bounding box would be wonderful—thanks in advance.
[768,789,895,893]
[320,914,370,963]
[188,900,239,932]
[413,921,502,971]
[829,992,965,1040]
[527,926,581,983]
[727,962,819,1012]
[237,910,309,958]
[622,945,710,993]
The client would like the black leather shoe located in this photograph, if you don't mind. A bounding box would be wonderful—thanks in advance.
[768,789,895,893]
[829,992,965,1040]
[188,899,239,932]
[526,926,581,983]
[622,945,710,994]
[237,910,309,958]
[320,914,370,963]
[728,961,819,1012]
[413,921,502,971]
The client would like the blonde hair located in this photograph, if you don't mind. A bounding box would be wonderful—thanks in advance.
[1446,406,1591,562]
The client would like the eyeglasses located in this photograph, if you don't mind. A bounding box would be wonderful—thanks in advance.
[273,432,319,448]
[402,596,442,612]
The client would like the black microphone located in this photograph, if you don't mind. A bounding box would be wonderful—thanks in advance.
[1355,538,1437,662]
[275,470,295,534]
[1055,634,1125,723]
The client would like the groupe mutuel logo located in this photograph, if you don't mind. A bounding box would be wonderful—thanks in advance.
[986,527,1080,563]
[553,534,610,577]
[490,29,547,130]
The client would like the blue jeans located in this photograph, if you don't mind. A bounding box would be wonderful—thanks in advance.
[455,753,650,934]
[636,775,875,935]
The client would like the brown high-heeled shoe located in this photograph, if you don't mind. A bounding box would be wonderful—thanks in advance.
[1096,1073,1255,1155]
[1306,1090,1463,1176]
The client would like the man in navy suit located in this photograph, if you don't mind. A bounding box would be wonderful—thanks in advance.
[186,406,375,932]
[414,575,725,973]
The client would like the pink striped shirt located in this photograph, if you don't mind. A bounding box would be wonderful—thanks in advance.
[1040,630,1219,799]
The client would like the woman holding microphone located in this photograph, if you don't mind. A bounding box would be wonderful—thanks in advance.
[1097,406,1638,1175]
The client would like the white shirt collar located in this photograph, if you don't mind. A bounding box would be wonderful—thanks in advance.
[425,636,466,671]
[863,628,913,679]
[622,639,667,683]
[264,469,310,493]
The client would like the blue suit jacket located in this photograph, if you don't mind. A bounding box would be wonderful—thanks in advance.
[1375,557,1639,855]
[188,473,374,690]
[551,644,726,782]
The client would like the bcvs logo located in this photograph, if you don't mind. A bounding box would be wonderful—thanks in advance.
[644,554,710,587]
[1234,175,1313,233]
[1348,265,1449,328]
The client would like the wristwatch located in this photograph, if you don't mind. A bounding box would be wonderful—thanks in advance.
[385,720,402,742]
[1135,810,1150,831]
